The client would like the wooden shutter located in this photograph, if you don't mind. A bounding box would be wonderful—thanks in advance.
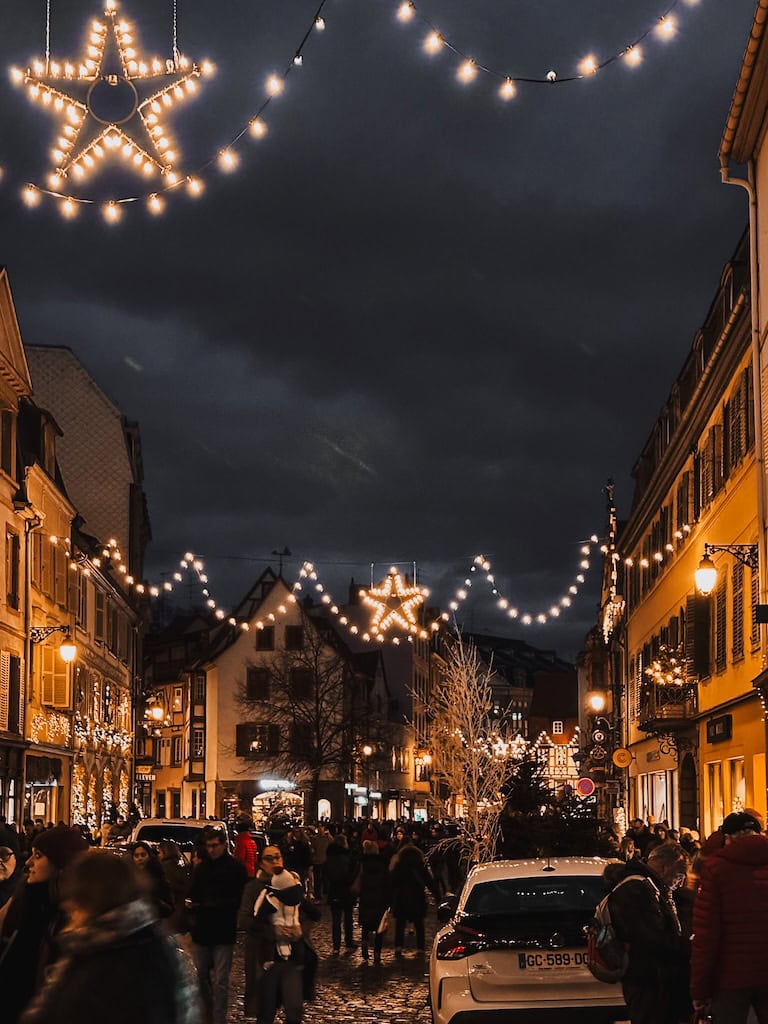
[752,568,761,648]
[711,425,723,496]
[715,583,727,674]
[686,595,710,680]
[693,452,702,520]
[745,366,755,450]
[54,546,67,607]
[95,590,105,641]
[0,652,9,731]
[732,562,744,659]
[722,401,731,480]
[8,656,22,733]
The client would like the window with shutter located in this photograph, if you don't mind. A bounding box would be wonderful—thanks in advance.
[42,538,53,597]
[731,377,745,465]
[677,473,690,534]
[246,667,270,701]
[745,366,755,450]
[715,583,727,674]
[693,452,702,520]
[722,401,731,480]
[751,569,761,649]
[8,656,21,733]
[54,546,67,608]
[236,722,279,758]
[711,425,723,495]
[40,644,69,707]
[5,531,19,610]
[0,652,9,731]
[732,562,744,660]
[686,595,711,680]
[76,574,88,629]
[95,590,105,642]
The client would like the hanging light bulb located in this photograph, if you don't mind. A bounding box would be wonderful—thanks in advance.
[147,193,164,215]
[249,117,267,138]
[60,197,78,219]
[499,78,516,100]
[397,1,416,22]
[22,185,40,207]
[458,60,477,83]
[623,45,643,67]
[578,54,598,76]
[103,200,122,223]
[424,31,444,54]
[655,15,677,40]
[314,16,325,30]
[186,176,204,197]
[266,74,285,96]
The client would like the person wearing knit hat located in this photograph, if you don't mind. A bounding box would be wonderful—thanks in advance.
[0,826,88,1023]
[31,826,88,871]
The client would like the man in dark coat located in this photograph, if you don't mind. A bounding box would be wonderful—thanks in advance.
[607,842,689,1024]
[358,841,390,964]
[389,843,435,956]
[325,834,358,953]
[187,827,247,1024]
[691,811,768,1023]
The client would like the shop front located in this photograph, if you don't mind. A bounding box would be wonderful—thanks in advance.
[698,697,766,836]
[24,752,70,825]
[0,741,24,825]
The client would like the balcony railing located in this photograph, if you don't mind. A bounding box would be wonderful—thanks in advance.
[638,684,697,733]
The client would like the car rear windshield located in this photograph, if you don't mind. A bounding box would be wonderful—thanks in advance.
[134,825,208,851]
[463,875,606,917]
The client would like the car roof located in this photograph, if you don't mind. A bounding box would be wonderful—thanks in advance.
[465,857,613,885]
[133,819,227,828]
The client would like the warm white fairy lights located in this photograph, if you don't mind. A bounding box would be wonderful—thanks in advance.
[360,569,429,636]
[10,0,329,219]
[11,0,213,216]
[392,0,702,91]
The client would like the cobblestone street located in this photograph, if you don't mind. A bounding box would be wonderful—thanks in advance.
[228,905,436,1024]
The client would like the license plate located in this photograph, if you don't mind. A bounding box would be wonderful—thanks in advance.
[518,951,588,970]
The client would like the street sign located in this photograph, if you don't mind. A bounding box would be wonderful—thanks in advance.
[575,778,595,797]
[612,748,632,769]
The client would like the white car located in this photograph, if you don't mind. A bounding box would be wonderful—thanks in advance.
[130,818,231,860]
[429,857,627,1024]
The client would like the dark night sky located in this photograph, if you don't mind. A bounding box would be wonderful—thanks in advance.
[0,0,758,657]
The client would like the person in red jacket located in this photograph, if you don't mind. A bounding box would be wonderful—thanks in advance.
[691,811,768,1023]
[233,822,257,879]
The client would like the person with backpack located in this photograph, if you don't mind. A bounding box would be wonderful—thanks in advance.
[593,842,690,1024]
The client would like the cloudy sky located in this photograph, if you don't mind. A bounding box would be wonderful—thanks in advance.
[0,0,757,656]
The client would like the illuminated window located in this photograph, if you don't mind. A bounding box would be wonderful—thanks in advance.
[552,721,564,735]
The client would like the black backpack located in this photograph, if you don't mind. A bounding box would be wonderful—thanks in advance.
[586,874,659,983]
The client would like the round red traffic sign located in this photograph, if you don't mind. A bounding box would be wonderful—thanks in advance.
[575,777,596,798]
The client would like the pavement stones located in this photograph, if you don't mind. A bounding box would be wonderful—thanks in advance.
[228,905,435,1024]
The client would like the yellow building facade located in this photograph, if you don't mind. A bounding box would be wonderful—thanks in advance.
[617,234,766,832]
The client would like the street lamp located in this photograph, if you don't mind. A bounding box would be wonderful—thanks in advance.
[586,691,607,714]
[695,543,758,596]
[30,625,77,663]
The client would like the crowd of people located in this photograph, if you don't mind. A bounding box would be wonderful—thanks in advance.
[603,810,768,1024]
[0,814,455,1024]
[2,808,767,1024]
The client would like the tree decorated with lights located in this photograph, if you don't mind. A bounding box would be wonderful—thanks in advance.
[427,636,524,863]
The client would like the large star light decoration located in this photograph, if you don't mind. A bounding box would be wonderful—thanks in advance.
[360,569,429,636]
[11,0,214,203]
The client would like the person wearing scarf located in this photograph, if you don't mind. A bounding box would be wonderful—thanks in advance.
[241,845,320,1024]
[20,850,202,1024]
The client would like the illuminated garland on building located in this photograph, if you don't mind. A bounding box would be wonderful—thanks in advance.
[8,0,705,219]
[74,711,133,753]
[390,0,702,89]
[30,710,71,744]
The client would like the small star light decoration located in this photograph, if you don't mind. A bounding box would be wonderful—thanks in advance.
[360,569,429,637]
[11,0,214,217]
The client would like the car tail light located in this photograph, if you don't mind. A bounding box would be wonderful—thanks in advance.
[435,924,487,961]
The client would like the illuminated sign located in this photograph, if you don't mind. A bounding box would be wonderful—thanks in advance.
[258,778,295,791]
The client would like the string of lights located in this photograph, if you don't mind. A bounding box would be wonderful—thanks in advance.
[47,524,606,643]
[391,0,702,90]
[8,0,705,219]
[9,0,330,220]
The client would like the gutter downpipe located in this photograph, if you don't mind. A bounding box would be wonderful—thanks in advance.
[721,157,768,654]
